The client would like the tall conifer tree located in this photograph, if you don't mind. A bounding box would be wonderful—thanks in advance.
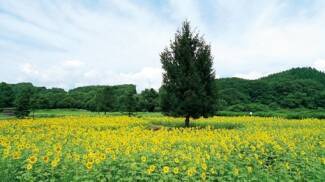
[160,21,216,127]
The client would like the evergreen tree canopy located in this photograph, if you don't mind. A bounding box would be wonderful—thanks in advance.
[160,21,216,126]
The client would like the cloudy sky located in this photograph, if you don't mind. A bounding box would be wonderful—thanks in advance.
[1,0,325,91]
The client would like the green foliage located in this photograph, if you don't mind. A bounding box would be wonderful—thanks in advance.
[316,90,325,107]
[160,21,216,125]
[0,82,14,108]
[216,67,325,111]
[96,86,115,113]
[0,83,139,115]
[14,88,32,118]
[216,109,325,119]
[261,67,325,83]
[69,85,106,110]
[121,91,137,116]
[138,89,159,112]
[227,103,270,112]
[40,88,67,108]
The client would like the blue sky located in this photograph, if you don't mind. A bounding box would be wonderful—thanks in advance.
[1,0,325,90]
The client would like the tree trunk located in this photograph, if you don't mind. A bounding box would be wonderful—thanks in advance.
[185,115,190,127]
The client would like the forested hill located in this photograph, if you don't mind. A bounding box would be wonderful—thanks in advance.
[0,67,324,112]
[260,67,325,83]
[216,67,325,111]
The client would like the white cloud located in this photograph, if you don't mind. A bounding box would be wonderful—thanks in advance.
[1,1,325,90]
[313,59,325,71]
[19,61,161,91]
[62,60,83,68]
[20,62,76,88]
[21,63,39,75]
[119,67,162,91]
[167,0,201,25]
[234,71,266,80]
[210,0,325,76]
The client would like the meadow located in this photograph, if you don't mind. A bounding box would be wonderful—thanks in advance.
[0,115,324,181]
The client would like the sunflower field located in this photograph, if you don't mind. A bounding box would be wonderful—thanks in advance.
[0,116,324,181]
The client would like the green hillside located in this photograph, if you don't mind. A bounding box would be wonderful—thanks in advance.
[260,67,325,84]
[216,67,325,111]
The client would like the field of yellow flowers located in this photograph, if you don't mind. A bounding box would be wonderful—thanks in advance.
[0,116,324,181]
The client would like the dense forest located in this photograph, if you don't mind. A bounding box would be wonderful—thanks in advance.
[0,67,324,114]
[217,67,325,111]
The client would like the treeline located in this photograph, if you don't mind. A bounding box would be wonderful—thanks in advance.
[0,83,159,115]
[0,67,324,116]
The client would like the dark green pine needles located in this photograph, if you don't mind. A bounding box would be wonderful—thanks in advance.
[160,21,217,127]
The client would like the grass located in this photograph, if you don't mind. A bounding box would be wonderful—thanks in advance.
[1,108,324,120]
[31,109,97,117]
[32,109,163,118]
[0,109,163,120]
[0,113,14,119]
[217,109,325,119]
[147,117,244,130]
